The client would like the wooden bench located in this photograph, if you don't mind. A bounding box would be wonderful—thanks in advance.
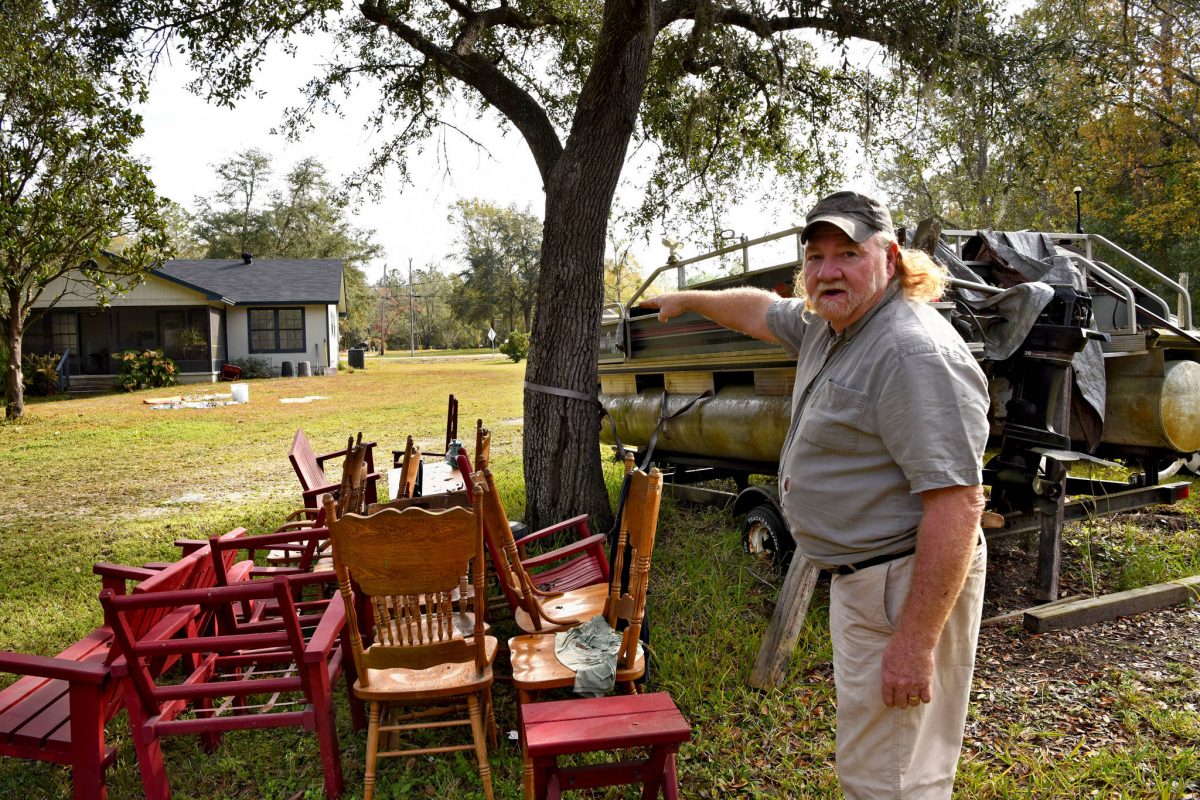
[520,693,691,799]
[0,532,250,799]
[289,429,380,510]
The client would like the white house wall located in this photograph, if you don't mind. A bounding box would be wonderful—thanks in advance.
[33,272,213,308]
[226,305,337,373]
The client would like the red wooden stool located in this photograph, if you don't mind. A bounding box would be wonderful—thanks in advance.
[520,692,691,800]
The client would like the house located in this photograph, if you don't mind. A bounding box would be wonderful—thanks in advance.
[27,255,346,387]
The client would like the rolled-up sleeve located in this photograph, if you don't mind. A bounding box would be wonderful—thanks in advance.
[766,298,810,354]
[876,343,989,493]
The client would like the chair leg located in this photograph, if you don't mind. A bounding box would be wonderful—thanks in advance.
[517,688,535,800]
[311,669,344,799]
[363,702,381,800]
[132,731,171,800]
[662,752,681,800]
[484,687,498,748]
[67,683,107,800]
[467,692,495,800]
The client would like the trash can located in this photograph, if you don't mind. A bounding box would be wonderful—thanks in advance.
[280,361,295,378]
[296,360,311,377]
[347,348,365,369]
[230,383,249,403]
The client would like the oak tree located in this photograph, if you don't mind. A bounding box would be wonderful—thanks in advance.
[0,0,170,419]
[123,0,1020,527]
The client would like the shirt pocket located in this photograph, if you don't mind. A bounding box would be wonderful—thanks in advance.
[799,380,868,452]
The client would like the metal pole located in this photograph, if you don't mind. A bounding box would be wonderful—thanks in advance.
[379,271,386,356]
[1074,186,1083,234]
[408,257,415,356]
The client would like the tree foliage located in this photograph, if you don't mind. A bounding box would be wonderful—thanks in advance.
[449,199,541,336]
[0,0,170,419]
[191,150,383,345]
[116,0,1029,526]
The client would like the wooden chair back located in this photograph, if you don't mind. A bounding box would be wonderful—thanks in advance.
[474,419,491,472]
[395,435,421,500]
[327,485,490,690]
[604,468,663,669]
[445,393,459,453]
[476,467,543,625]
[332,438,369,520]
[366,490,471,514]
[288,429,326,494]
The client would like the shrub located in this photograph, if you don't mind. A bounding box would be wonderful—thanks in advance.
[228,356,273,379]
[118,349,178,391]
[22,352,63,396]
[499,331,530,363]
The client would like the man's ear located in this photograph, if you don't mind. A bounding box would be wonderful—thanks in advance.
[886,242,899,279]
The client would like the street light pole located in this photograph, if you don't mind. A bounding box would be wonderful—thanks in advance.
[408,257,416,356]
[379,270,387,357]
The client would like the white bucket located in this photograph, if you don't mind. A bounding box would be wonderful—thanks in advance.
[230,383,250,403]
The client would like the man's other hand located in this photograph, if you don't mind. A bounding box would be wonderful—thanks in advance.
[881,633,934,710]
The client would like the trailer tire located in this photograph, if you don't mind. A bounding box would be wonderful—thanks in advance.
[741,504,794,570]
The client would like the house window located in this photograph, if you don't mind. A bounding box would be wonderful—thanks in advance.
[51,313,78,355]
[249,308,306,353]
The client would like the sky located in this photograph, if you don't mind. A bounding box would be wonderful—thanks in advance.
[131,33,864,286]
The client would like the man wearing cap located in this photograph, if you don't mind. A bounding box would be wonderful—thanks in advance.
[640,191,989,798]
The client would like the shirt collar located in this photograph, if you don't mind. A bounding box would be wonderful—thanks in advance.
[827,280,903,343]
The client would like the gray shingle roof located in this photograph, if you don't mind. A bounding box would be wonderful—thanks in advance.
[154,258,344,305]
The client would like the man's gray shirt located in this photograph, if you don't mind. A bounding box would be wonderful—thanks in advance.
[765,281,989,568]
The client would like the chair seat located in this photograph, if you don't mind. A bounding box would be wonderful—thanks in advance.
[514,583,608,635]
[354,636,498,701]
[508,632,644,691]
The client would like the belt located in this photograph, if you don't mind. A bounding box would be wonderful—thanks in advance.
[825,547,916,575]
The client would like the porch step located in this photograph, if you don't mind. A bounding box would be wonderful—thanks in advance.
[66,375,118,395]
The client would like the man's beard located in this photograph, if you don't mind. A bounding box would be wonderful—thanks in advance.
[796,275,883,325]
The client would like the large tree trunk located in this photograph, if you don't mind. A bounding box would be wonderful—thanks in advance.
[523,2,658,531]
[4,296,26,420]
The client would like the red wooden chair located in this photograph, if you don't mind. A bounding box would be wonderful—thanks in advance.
[0,532,249,800]
[290,429,380,510]
[101,572,348,800]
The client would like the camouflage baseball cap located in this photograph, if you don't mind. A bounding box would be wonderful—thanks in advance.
[800,191,893,244]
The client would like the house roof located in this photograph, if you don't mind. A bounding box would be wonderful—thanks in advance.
[154,258,344,305]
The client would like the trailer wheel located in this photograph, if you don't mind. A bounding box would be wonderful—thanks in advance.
[741,504,794,569]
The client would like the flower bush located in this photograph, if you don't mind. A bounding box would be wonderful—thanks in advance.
[499,331,529,363]
[22,352,63,396]
[118,349,178,391]
[227,356,273,379]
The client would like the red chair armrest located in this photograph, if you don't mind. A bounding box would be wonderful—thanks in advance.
[0,650,110,685]
[520,533,609,570]
[174,538,209,555]
[519,514,593,546]
[302,483,340,502]
[141,562,176,570]
[304,593,346,663]
[93,562,158,595]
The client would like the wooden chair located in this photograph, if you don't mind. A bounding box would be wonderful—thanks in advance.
[328,485,497,800]
[509,467,663,799]
[0,533,249,800]
[475,464,619,634]
[269,439,370,569]
[290,429,380,510]
[101,572,348,800]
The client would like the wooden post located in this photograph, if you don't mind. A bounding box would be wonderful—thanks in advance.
[1035,367,1072,602]
[749,555,820,690]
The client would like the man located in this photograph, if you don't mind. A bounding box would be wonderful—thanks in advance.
[640,191,989,798]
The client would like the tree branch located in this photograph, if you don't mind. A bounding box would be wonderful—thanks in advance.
[358,0,564,182]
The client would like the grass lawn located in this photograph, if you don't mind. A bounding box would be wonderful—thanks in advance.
[1,358,1198,799]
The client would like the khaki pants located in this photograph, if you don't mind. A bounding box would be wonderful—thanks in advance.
[829,539,986,799]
